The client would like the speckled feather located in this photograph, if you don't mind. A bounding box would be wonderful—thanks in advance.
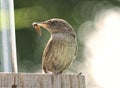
[33,18,78,73]
[42,32,77,73]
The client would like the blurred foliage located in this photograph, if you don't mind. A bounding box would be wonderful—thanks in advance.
[14,0,118,72]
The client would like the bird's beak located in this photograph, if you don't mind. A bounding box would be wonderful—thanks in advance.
[32,22,48,35]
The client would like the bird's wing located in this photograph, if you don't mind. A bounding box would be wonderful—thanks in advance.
[42,35,77,73]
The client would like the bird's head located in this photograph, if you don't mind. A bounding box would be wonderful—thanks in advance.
[32,18,75,35]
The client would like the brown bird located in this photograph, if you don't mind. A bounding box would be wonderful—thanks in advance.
[33,18,78,74]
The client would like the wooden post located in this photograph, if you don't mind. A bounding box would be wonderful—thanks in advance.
[0,73,86,88]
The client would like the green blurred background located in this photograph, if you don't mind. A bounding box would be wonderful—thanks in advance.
[15,0,81,72]
[14,0,118,72]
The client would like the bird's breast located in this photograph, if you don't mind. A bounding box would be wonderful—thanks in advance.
[42,33,77,72]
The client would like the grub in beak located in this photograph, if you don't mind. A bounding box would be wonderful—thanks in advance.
[32,22,42,35]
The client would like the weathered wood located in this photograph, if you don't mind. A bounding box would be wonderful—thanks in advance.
[0,73,86,88]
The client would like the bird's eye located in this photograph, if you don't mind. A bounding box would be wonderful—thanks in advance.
[49,21,56,26]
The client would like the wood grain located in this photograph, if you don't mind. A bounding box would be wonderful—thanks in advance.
[0,73,86,88]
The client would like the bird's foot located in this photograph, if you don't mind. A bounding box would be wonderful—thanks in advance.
[54,71,63,74]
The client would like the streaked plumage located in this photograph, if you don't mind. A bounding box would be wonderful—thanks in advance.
[33,18,77,73]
